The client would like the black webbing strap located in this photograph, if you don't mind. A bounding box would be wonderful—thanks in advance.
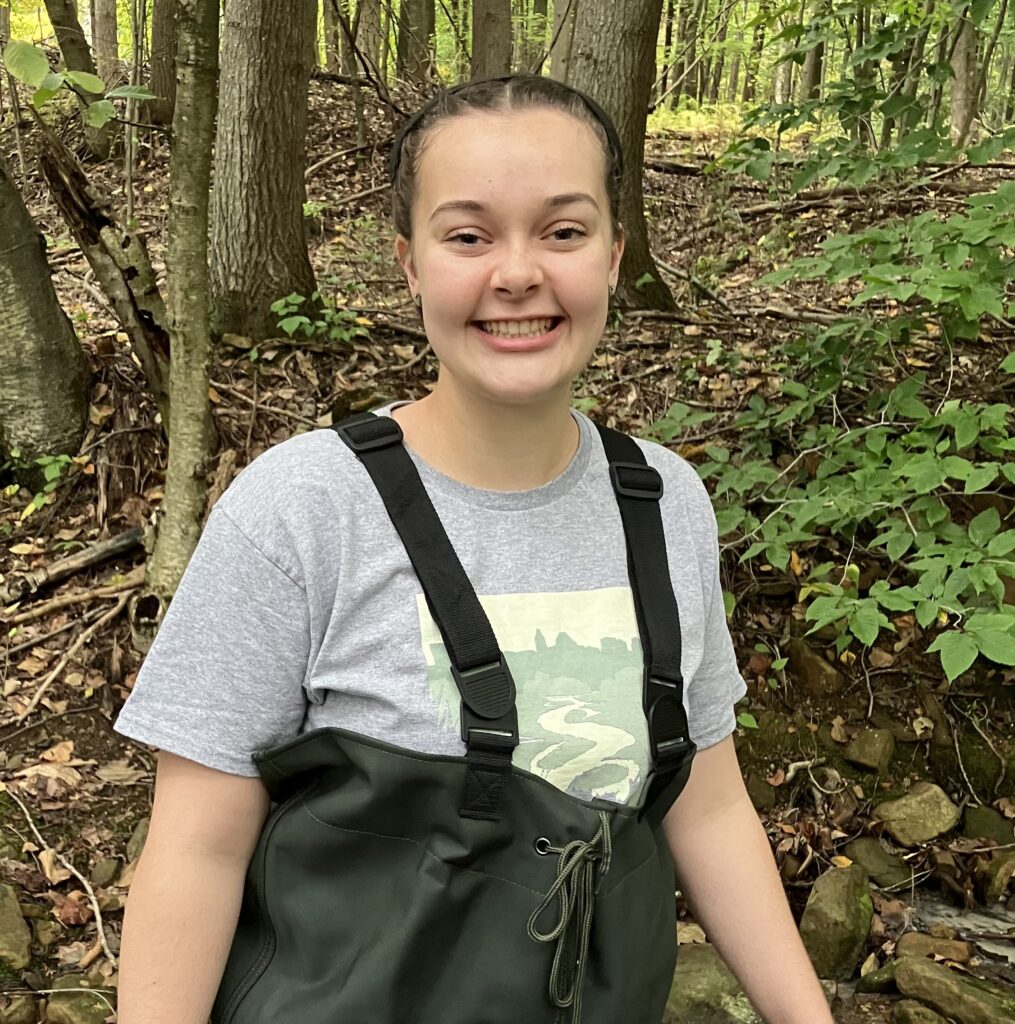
[333,412,518,820]
[594,424,696,819]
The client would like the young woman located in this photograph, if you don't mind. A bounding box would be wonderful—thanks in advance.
[114,76,834,1024]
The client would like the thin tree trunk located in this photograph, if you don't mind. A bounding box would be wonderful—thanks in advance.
[149,0,177,125]
[43,0,112,157]
[568,0,675,312]
[659,0,675,104]
[358,0,383,77]
[142,0,219,632]
[92,0,118,84]
[324,0,340,71]
[397,0,434,82]
[950,14,978,144]
[472,0,512,78]
[1006,44,1015,121]
[211,0,318,339]
[526,0,548,72]
[976,0,1009,118]
[0,154,90,464]
[741,0,768,102]
[708,16,728,102]
[550,0,578,84]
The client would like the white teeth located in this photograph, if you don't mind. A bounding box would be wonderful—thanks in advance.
[480,318,555,337]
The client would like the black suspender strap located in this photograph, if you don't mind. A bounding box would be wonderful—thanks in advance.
[334,412,518,821]
[594,424,696,822]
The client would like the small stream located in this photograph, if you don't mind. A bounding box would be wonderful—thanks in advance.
[912,892,1015,984]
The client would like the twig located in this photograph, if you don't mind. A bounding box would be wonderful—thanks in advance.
[5,605,107,656]
[305,141,375,180]
[210,381,320,428]
[0,784,117,968]
[15,593,131,722]
[951,720,987,806]
[333,182,388,208]
[6,565,145,626]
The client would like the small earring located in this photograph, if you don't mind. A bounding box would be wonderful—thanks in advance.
[609,284,616,297]
[413,294,422,309]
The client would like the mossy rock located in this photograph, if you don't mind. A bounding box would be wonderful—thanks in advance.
[928,729,1014,801]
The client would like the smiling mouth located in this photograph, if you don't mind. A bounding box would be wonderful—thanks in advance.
[474,317,564,338]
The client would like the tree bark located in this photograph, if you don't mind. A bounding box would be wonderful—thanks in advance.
[949,14,978,145]
[43,0,112,157]
[525,0,549,73]
[550,0,578,83]
[323,0,340,71]
[211,0,317,340]
[91,0,119,85]
[397,0,434,82]
[358,0,384,78]
[472,0,512,78]
[0,154,90,465]
[149,0,178,125]
[142,0,220,634]
[568,0,675,311]
[741,0,768,102]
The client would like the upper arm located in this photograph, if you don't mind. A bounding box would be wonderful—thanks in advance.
[144,750,271,865]
[661,735,749,842]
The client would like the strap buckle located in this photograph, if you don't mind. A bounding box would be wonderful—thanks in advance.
[452,657,515,723]
[334,414,403,454]
[609,462,663,500]
[645,676,693,769]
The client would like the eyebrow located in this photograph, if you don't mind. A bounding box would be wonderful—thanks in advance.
[428,192,601,222]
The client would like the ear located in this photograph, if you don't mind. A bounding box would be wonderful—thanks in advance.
[609,228,625,288]
[394,235,419,295]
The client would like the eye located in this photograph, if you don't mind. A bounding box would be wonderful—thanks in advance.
[550,225,587,242]
[448,231,484,246]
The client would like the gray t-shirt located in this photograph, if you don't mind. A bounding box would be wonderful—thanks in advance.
[114,407,746,807]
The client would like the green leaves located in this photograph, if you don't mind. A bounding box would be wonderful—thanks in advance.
[65,70,106,94]
[106,84,157,101]
[82,100,116,128]
[3,40,49,87]
[927,632,979,682]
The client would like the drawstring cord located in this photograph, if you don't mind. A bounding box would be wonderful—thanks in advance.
[527,811,613,1024]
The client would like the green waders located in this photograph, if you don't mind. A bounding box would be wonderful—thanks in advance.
[211,413,697,1024]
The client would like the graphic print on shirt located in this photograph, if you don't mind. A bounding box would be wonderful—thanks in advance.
[417,587,650,805]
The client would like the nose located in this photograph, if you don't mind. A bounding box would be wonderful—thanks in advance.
[489,237,544,296]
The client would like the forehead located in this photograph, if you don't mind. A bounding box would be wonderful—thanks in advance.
[414,108,607,217]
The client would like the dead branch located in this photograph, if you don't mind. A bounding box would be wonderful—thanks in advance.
[35,124,171,424]
[6,565,146,627]
[14,592,131,721]
[0,529,144,608]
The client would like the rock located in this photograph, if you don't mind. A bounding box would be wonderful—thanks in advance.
[874,782,961,847]
[895,956,1015,1024]
[745,774,776,813]
[800,864,873,981]
[982,851,1015,904]
[44,975,115,1024]
[896,931,973,963]
[88,858,120,888]
[856,959,897,994]
[787,638,845,696]
[894,999,948,1024]
[844,729,895,775]
[664,943,762,1024]
[845,837,912,889]
[126,819,149,862]
[963,806,1015,847]
[32,919,62,949]
[0,885,31,972]
[0,995,38,1024]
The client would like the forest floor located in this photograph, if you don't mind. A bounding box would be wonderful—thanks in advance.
[2,80,1014,1020]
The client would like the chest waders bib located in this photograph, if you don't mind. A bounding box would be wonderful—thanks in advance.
[210,413,697,1024]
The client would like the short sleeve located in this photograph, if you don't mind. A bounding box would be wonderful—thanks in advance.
[113,507,311,776]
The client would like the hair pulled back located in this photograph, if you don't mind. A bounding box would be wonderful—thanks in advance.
[390,75,624,242]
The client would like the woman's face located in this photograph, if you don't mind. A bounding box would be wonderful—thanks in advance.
[395,108,624,408]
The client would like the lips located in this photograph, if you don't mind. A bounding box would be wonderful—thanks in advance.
[471,317,564,352]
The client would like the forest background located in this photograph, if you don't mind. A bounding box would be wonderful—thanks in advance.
[1,1,1014,1022]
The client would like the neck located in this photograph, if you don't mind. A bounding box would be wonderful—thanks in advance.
[391,384,579,491]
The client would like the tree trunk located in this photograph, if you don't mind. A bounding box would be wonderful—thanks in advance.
[472,0,512,78]
[741,0,768,102]
[568,0,675,312]
[43,0,112,157]
[149,0,178,125]
[550,0,578,83]
[1006,43,1015,122]
[142,0,219,634]
[949,14,978,145]
[358,0,384,78]
[397,0,434,82]
[323,0,339,71]
[211,0,317,340]
[0,154,90,465]
[800,31,824,100]
[708,15,728,102]
[658,0,675,105]
[91,0,119,85]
